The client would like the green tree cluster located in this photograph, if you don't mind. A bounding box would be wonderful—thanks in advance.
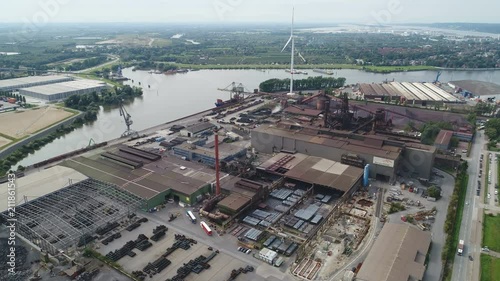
[65,56,108,71]
[259,76,346,93]
[441,162,469,279]
[420,121,453,145]
[388,202,406,214]
[427,185,442,199]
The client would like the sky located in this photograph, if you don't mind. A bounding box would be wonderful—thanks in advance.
[0,0,498,24]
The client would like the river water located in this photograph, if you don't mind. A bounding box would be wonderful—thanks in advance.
[17,68,500,167]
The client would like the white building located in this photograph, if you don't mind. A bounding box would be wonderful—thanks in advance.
[19,79,109,101]
[259,248,278,265]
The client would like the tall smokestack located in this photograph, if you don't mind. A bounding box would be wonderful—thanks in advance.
[215,134,221,196]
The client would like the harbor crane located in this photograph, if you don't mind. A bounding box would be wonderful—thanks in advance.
[119,100,139,138]
[434,71,442,83]
[217,82,253,100]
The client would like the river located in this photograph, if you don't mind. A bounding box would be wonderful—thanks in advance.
[16,68,500,167]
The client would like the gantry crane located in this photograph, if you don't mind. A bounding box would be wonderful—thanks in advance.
[119,100,139,138]
[217,82,253,100]
[434,71,442,83]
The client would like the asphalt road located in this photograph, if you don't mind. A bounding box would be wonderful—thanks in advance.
[451,132,485,281]
[423,170,455,281]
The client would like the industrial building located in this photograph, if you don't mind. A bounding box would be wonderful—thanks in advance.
[258,152,363,194]
[19,79,108,101]
[358,82,460,104]
[356,223,431,281]
[434,130,453,151]
[0,75,73,92]
[62,145,227,209]
[251,123,436,180]
[180,122,217,137]
[217,178,267,215]
[173,142,247,167]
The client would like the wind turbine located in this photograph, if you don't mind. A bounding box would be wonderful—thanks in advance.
[281,7,295,95]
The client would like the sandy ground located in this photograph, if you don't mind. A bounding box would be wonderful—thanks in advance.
[0,106,73,138]
[0,135,11,148]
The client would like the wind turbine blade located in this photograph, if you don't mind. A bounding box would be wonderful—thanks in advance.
[298,52,306,62]
[281,36,292,52]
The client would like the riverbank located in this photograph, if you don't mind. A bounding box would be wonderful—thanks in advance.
[174,63,436,73]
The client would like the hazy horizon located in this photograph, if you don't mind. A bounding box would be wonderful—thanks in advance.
[0,0,499,24]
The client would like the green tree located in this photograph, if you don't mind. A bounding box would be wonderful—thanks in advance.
[485,127,498,140]
[427,186,441,199]
[449,137,459,148]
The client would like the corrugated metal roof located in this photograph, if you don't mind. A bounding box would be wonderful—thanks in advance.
[217,193,251,212]
[260,153,363,192]
[435,130,453,146]
[356,223,431,281]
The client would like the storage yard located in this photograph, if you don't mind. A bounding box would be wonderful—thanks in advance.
[97,219,250,281]
[0,106,75,138]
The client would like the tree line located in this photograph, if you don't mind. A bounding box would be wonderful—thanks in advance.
[64,56,108,71]
[259,76,346,93]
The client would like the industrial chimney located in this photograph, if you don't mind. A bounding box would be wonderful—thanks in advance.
[214,134,221,196]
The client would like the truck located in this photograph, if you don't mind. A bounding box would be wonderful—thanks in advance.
[458,239,465,255]
[186,210,196,223]
[200,221,212,236]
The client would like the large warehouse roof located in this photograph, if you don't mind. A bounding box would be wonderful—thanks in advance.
[356,223,431,281]
[19,79,107,96]
[359,82,460,102]
[62,150,232,200]
[253,124,402,160]
[258,152,363,192]
[0,75,73,90]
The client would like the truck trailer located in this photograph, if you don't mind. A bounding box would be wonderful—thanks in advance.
[200,221,212,236]
[458,239,464,255]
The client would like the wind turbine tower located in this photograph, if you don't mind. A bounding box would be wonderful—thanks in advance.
[281,7,295,95]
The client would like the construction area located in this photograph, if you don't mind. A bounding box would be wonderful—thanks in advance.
[1,178,144,255]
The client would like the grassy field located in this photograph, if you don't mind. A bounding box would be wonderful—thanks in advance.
[74,73,122,87]
[152,38,172,47]
[174,63,435,72]
[481,254,500,281]
[483,214,500,252]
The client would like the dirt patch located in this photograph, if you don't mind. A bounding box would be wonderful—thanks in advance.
[0,107,74,138]
[0,135,11,148]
